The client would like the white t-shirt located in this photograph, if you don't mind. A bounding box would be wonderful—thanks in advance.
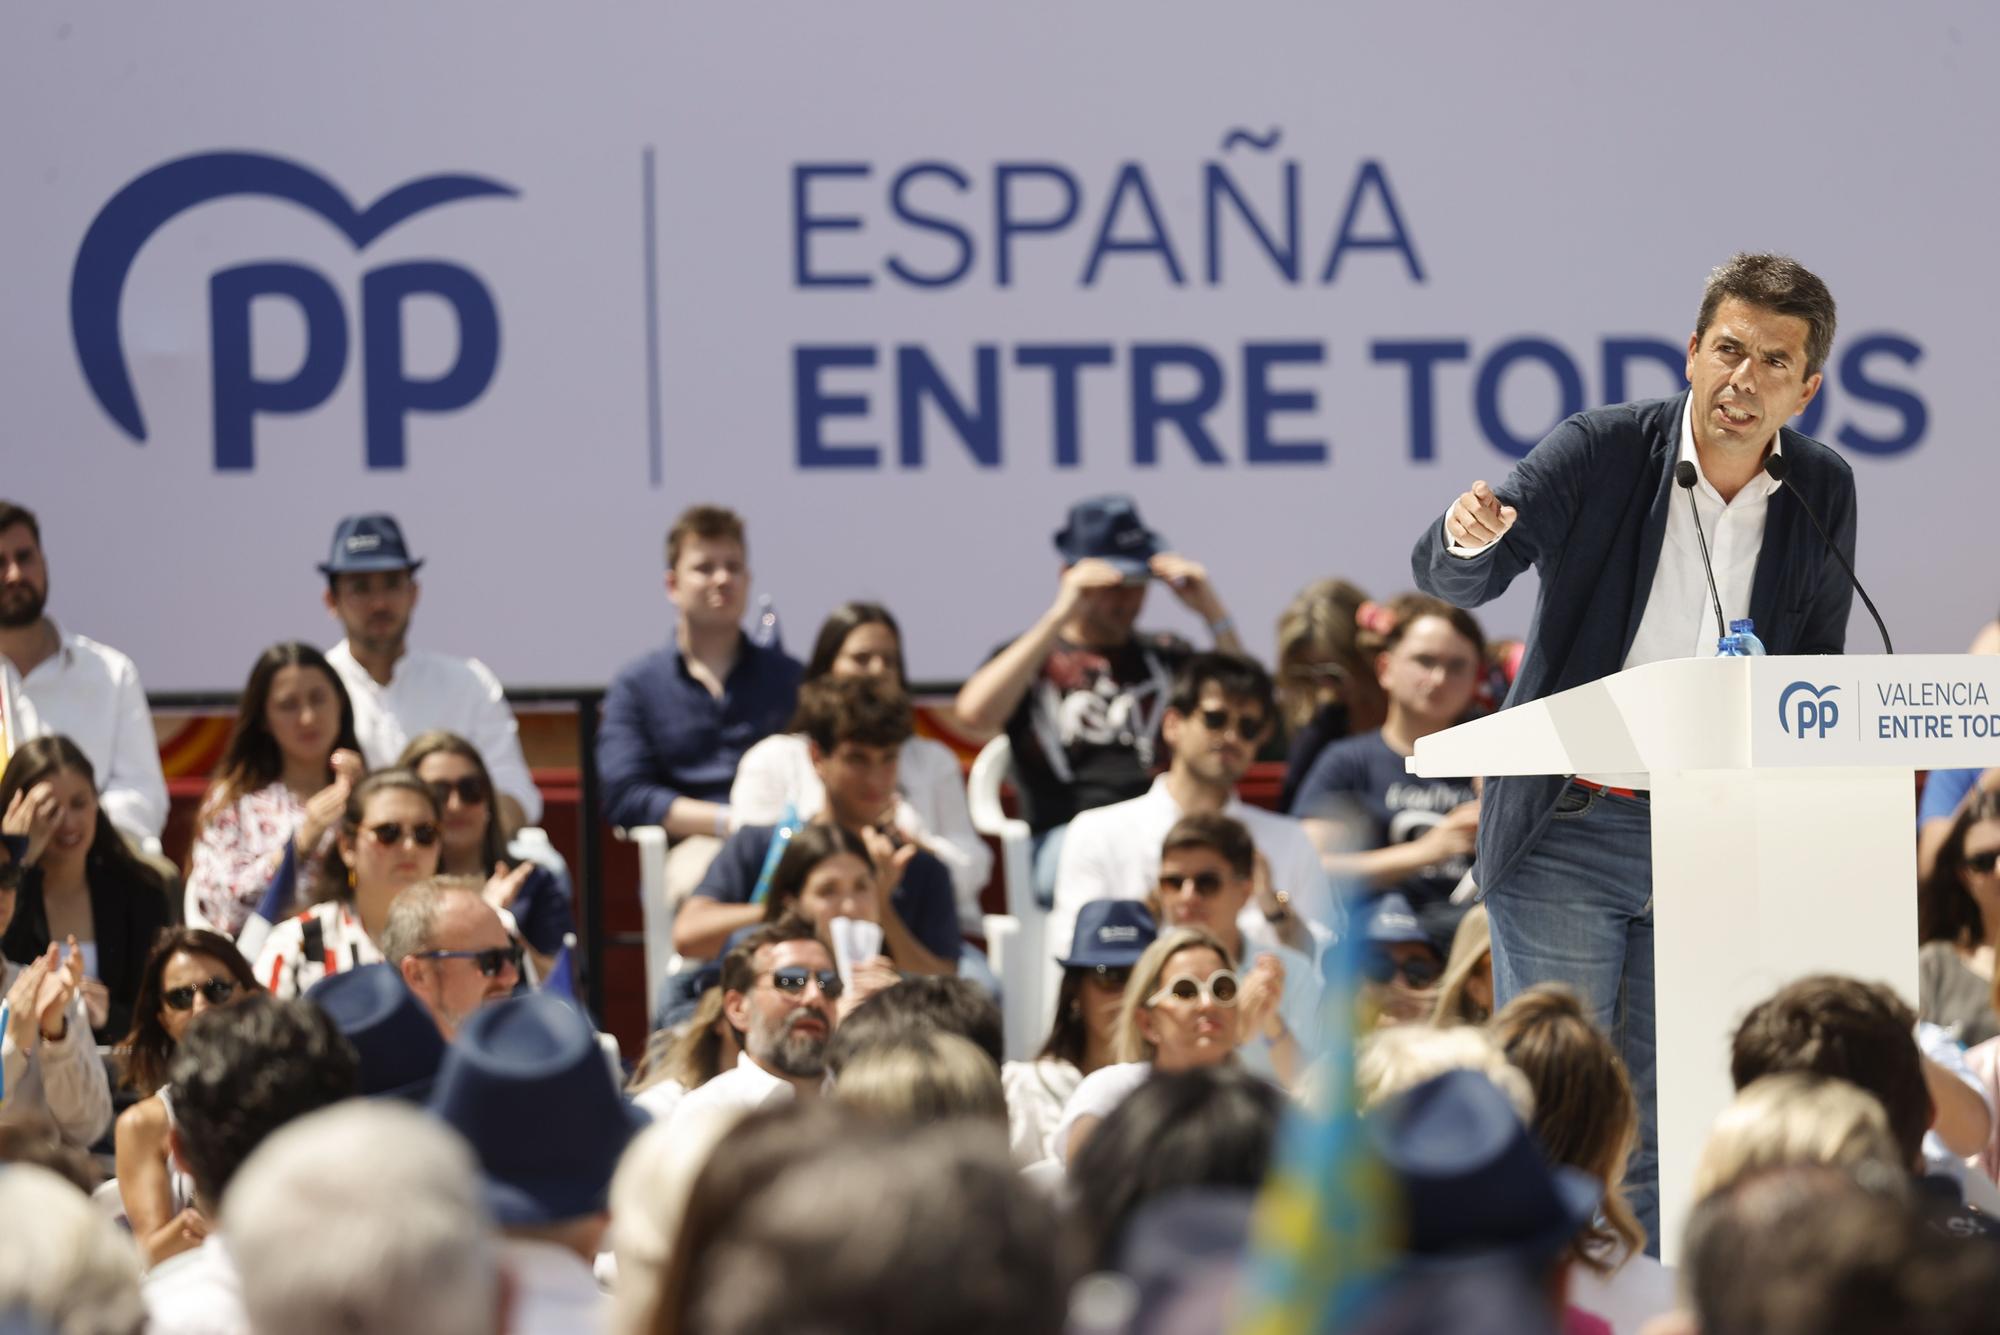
[144,1234,248,1335]
[1002,1057,1083,1165]
[664,1053,796,1134]
[1051,1061,1154,1165]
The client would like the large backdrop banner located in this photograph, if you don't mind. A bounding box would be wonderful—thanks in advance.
[3,4,1984,691]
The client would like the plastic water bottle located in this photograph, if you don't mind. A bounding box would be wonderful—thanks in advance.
[1717,617,1767,657]
[750,595,783,651]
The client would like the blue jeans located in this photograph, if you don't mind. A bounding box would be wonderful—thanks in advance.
[1485,782,1659,1255]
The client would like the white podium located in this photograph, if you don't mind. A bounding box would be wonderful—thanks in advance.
[1409,654,2000,1263]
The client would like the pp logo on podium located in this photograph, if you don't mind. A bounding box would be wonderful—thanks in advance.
[1778,681,1841,739]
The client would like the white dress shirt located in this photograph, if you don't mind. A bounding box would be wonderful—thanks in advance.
[9,625,167,840]
[326,641,541,823]
[663,1052,797,1134]
[502,1237,611,1335]
[1049,776,1336,969]
[0,658,35,768]
[143,1235,248,1335]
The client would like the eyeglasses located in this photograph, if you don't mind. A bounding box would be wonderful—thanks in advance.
[362,821,441,848]
[1965,850,2000,874]
[764,967,843,999]
[1196,707,1268,740]
[1149,970,1240,1008]
[414,944,524,978]
[163,978,240,1011]
[1157,871,1228,898]
[426,776,490,808]
[1076,965,1132,988]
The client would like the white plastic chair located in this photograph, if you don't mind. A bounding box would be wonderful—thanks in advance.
[966,735,1053,1059]
[613,824,679,1021]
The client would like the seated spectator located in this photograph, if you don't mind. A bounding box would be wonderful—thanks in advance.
[733,601,993,927]
[1359,891,1446,1028]
[144,997,359,1335]
[1068,1064,1282,1271]
[379,875,523,1038]
[1919,789,2000,1046]
[1692,1072,1907,1200]
[1144,814,1321,1084]
[835,1030,1009,1130]
[0,735,169,1039]
[1052,653,1333,970]
[252,771,442,998]
[824,975,1005,1073]
[113,927,260,1268]
[598,505,803,909]
[319,513,542,831]
[182,642,365,935]
[224,1101,503,1335]
[1427,903,1493,1026]
[628,968,739,1123]
[1491,984,1672,1322]
[304,963,447,1100]
[1055,926,1282,1163]
[676,677,960,976]
[1357,1022,1534,1116]
[0,500,169,848]
[1274,577,1387,812]
[1002,900,1156,1164]
[666,917,841,1131]
[955,495,1243,902]
[1290,593,1486,945]
[398,730,572,979]
[0,1163,146,1335]
[427,992,646,1335]
[0,831,110,1149]
[754,823,899,988]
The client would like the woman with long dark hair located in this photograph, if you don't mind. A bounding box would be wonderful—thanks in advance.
[0,735,169,1039]
[183,642,366,935]
[1919,788,2000,1045]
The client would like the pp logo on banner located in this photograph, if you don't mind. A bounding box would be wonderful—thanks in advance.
[69,151,516,471]
[1778,681,1841,739]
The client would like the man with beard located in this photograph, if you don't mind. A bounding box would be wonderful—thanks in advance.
[318,513,541,833]
[0,501,167,845]
[666,918,839,1131]
[380,877,524,1039]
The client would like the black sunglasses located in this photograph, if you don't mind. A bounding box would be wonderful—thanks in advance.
[1075,964,1132,988]
[1966,850,2000,874]
[766,966,843,999]
[1158,871,1228,898]
[426,776,490,807]
[363,821,441,848]
[163,978,240,1011]
[1197,707,1267,740]
[1364,951,1444,989]
[414,944,524,978]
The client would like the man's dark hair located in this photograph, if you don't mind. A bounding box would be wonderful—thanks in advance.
[719,914,824,1001]
[1161,812,1257,880]
[168,996,358,1207]
[665,504,746,569]
[793,675,914,754]
[1683,1164,2000,1335]
[1694,252,1838,378]
[1168,652,1276,720]
[1730,975,1929,1169]
[1069,1065,1281,1270]
[0,501,41,546]
[825,976,1004,1072]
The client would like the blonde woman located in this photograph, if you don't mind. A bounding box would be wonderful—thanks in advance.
[1428,904,1493,1027]
[1692,1072,1908,1200]
[1051,927,1282,1164]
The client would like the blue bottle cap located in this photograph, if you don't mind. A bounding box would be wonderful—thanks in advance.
[1729,618,1756,634]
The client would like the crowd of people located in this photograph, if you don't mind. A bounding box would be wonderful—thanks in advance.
[2,247,1999,1335]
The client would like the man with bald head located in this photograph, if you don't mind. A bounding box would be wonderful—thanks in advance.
[381,877,523,1038]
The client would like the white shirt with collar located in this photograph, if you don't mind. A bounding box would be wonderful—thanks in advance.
[8,625,167,840]
[143,1234,248,1335]
[502,1236,611,1335]
[325,640,542,823]
[1049,776,1336,967]
[663,1052,798,1133]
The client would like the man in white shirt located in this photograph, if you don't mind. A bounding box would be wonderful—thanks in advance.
[1051,653,1334,967]
[318,512,542,831]
[667,918,839,1132]
[0,500,168,843]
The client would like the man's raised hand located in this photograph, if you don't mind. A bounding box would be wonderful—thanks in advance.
[1448,481,1518,548]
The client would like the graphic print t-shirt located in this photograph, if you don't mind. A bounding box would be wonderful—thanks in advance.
[1000,633,1186,834]
[1288,730,1477,910]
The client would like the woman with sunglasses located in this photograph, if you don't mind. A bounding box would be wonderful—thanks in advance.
[0,832,111,1153]
[252,771,442,998]
[184,642,367,935]
[1053,926,1284,1164]
[1001,899,1156,1164]
[1918,789,2000,1046]
[112,927,259,1267]
[397,731,572,981]
[0,735,171,1040]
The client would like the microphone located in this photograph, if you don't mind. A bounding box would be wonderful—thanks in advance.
[1762,454,1893,654]
[1674,460,1729,644]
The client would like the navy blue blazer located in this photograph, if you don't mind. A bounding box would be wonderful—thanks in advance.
[1411,392,1858,894]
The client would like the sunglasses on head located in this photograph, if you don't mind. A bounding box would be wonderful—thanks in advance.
[1149,969,1240,1008]
[1196,707,1267,740]
[413,943,524,978]
[362,821,440,848]
[766,966,843,999]
[163,978,240,1011]
[1075,964,1132,988]
[1158,871,1228,898]
[426,776,490,807]
[1966,850,2000,874]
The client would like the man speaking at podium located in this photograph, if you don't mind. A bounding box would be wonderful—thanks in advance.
[1412,253,1857,1250]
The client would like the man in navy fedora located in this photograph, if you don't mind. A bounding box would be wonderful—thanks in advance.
[429,991,644,1334]
[319,512,542,832]
[304,963,446,1100]
[955,495,1247,904]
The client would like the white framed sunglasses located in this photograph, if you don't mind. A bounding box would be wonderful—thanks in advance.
[1148,969,1240,1008]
